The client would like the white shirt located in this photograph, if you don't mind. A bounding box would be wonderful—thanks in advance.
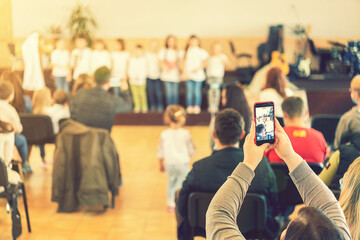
[111,51,130,87]
[259,88,294,117]
[158,48,181,82]
[0,100,23,133]
[44,104,70,134]
[206,54,228,78]
[0,132,21,185]
[70,48,92,79]
[128,56,147,85]
[90,50,112,74]
[146,52,160,79]
[158,128,195,165]
[51,49,70,77]
[183,47,208,81]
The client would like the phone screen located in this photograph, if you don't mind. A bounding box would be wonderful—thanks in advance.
[254,102,275,146]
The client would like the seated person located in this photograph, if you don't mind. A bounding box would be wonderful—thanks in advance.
[70,66,132,131]
[334,75,360,149]
[206,119,351,240]
[45,90,70,134]
[266,96,327,164]
[177,109,278,240]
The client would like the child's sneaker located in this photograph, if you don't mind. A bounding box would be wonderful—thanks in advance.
[193,106,201,114]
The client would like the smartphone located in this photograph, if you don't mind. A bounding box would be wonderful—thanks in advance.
[254,101,275,146]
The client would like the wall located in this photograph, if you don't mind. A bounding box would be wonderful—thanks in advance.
[0,0,13,68]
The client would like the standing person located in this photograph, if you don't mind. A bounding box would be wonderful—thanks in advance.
[159,35,181,106]
[70,35,92,80]
[206,42,229,114]
[182,35,208,114]
[158,105,195,212]
[111,39,130,96]
[128,45,148,113]
[51,39,71,94]
[146,40,163,112]
[90,39,112,75]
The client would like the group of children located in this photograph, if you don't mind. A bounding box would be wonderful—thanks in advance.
[51,35,229,114]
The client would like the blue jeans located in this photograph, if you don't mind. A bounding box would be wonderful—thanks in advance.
[147,78,163,110]
[15,134,28,163]
[54,76,69,94]
[186,80,203,107]
[164,81,179,106]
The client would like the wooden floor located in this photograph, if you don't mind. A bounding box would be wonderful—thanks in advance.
[0,126,211,240]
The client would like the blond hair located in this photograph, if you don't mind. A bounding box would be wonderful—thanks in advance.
[71,74,93,96]
[164,105,186,126]
[32,88,51,114]
[339,157,360,240]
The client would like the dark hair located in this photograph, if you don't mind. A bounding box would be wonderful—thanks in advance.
[0,120,13,134]
[256,123,265,134]
[0,70,26,113]
[265,67,287,98]
[136,44,143,49]
[284,207,345,240]
[116,39,125,50]
[184,35,200,59]
[0,81,14,100]
[223,84,252,133]
[281,97,304,119]
[94,66,111,85]
[75,34,87,40]
[215,109,244,146]
[53,90,68,105]
[165,35,177,49]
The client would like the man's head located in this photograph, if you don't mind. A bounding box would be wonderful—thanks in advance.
[214,109,244,147]
[349,75,360,105]
[281,97,307,125]
[53,90,68,105]
[94,66,111,87]
[0,81,15,103]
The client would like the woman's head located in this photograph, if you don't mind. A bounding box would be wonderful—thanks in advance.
[115,39,125,51]
[165,35,177,49]
[32,88,51,114]
[265,67,287,98]
[0,70,26,113]
[281,207,344,240]
[188,35,200,48]
[339,157,360,240]
[164,105,186,126]
[71,74,93,96]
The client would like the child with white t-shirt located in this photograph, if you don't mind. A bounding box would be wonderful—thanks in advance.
[158,35,181,106]
[70,35,92,80]
[51,39,71,94]
[158,105,195,211]
[90,39,111,75]
[146,40,163,111]
[206,42,229,114]
[128,45,148,113]
[182,35,208,114]
[111,39,130,96]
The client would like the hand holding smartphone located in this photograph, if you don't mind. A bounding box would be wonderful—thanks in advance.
[254,102,275,146]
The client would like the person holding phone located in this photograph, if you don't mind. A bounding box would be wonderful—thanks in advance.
[206,118,351,240]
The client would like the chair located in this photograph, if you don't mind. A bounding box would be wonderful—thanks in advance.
[188,192,267,239]
[19,113,56,145]
[311,114,341,144]
[0,158,31,239]
[271,163,323,207]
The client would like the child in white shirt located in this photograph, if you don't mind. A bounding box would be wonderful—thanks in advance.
[111,39,130,96]
[90,39,111,75]
[70,35,92,80]
[206,42,229,114]
[45,90,70,134]
[146,40,163,111]
[51,39,71,94]
[128,45,148,113]
[182,35,208,114]
[158,105,195,211]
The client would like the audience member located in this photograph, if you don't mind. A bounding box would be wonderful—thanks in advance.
[0,81,30,173]
[339,157,360,240]
[259,67,293,117]
[51,39,71,94]
[206,41,229,114]
[0,70,32,113]
[182,35,208,114]
[71,73,93,97]
[158,105,195,212]
[334,75,360,149]
[128,44,148,113]
[45,90,70,134]
[111,38,129,95]
[266,97,327,164]
[70,66,132,131]
[146,40,163,112]
[178,109,278,240]
[159,35,181,106]
[206,119,351,240]
[70,35,92,80]
[90,39,112,74]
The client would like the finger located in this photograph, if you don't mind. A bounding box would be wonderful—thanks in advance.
[248,121,255,139]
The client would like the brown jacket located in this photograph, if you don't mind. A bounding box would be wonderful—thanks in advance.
[52,119,121,212]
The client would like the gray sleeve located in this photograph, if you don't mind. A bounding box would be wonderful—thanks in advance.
[334,116,347,149]
[206,163,255,240]
[290,161,352,240]
[114,91,132,113]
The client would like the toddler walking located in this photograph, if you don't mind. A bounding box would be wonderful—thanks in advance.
[158,105,195,211]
